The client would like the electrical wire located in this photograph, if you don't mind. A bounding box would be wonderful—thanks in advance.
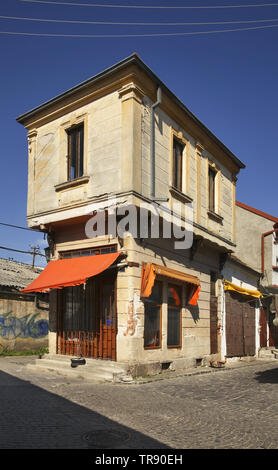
[0,246,46,257]
[20,0,278,9]
[1,14,278,26]
[0,23,278,37]
[0,222,44,233]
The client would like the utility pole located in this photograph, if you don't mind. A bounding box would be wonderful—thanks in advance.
[29,245,41,268]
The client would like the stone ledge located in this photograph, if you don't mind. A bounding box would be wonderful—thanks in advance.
[207,210,224,224]
[55,176,90,192]
[169,186,193,204]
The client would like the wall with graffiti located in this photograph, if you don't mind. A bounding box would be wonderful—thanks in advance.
[0,294,49,351]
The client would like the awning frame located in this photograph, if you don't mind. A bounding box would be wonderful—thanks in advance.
[140,262,201,306]
[224,280,262,299]
[21,252,121,294]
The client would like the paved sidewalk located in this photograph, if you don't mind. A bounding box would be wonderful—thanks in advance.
[0,356,278,449]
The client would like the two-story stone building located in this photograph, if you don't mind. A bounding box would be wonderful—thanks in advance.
[234,201,278,351]
[18,54,246,378]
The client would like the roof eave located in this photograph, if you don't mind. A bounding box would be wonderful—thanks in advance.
[16,53,245,170]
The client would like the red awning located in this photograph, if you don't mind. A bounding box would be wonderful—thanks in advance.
[21,252,121,293]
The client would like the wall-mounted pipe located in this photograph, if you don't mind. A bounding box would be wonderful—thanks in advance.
[261,225,278,274]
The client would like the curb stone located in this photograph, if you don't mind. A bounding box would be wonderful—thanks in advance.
[114,358,278,385]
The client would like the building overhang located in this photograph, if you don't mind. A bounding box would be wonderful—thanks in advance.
[261,285,278,296]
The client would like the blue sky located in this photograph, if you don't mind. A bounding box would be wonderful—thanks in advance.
[0,0,277,266]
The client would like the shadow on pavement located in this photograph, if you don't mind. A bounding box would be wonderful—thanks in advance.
[254,365,278,384]
[0,369,170,449]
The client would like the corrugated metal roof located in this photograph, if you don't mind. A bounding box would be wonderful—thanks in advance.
[0,258,44,291]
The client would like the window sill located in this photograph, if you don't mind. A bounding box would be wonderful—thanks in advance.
[55,176,90,192]
[207,210,223,224]
[169,186,193,204]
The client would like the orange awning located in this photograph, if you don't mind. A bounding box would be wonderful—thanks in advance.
[21,252,121,293]
[140,262,201,306]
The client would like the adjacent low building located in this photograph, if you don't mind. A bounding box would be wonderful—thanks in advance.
[0,258,49,352]
[234,201,278,350]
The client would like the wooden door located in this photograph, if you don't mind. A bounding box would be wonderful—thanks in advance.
[242,301,255,356]
[98,277,117,360]
[226,291,244,357]
[260,307,267,348]
[225,291,255,357]
[210,295,218,354]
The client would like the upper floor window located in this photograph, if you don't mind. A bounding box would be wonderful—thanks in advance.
[208,165,217,213]
[172,138,184,192]
[67,123,84,181]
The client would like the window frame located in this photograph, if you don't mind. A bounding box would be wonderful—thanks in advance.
[208,164,217,213]
[59,244,118,259]
[167,283,182,349]
[66,123,84,182]
[143,281,163,350]
[172,137,184,192]
[169,128,192,205]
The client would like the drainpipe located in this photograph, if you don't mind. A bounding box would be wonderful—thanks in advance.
[261,225,278,274]
[150,87,168,203]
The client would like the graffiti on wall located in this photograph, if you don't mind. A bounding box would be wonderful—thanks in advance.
[0,311,49,340]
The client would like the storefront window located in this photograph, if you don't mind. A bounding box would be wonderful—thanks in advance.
[167,284,182,348]
[143,281,162,349]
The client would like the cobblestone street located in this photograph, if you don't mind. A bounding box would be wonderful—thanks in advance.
[1,357,278,450]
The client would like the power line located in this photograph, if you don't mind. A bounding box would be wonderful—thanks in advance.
[20,0,278,9]
[0,245,46,257]
[0,23,278,37]
[0,222,44,233]
[2,14,278,26]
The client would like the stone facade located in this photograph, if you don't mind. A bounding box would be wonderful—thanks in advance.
[18,54,246,371]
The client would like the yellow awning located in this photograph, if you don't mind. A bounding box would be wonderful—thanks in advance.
[224,280,262,299]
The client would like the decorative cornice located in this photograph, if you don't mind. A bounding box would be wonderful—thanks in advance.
[118,82,145,104]
[27,188,236,248]
[27,129,38,140]
[232,175,238,184]
[195,141,205,154]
